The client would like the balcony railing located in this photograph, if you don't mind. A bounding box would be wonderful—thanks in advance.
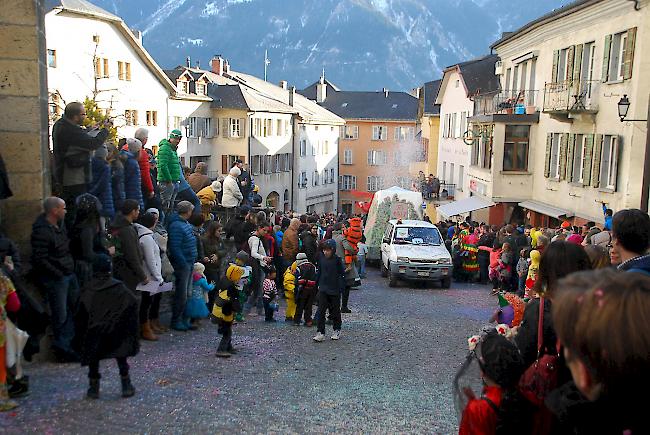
[543,79,599,113]
[473,90,540,116]
[420,182,456,201]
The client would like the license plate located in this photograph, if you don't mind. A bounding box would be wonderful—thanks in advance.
[418,271,429,276]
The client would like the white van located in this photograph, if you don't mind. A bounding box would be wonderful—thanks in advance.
[380,219,452,288]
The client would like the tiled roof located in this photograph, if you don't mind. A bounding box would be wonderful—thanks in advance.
[454,54,500,97]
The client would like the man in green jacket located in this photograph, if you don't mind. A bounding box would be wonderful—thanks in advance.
[157,129,182,219]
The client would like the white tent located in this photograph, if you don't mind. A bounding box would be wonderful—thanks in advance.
[436,196,495,218]
[363,186,424,260]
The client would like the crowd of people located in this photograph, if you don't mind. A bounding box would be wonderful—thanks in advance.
[0,102,367,410]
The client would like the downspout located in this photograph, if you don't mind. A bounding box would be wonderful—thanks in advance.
[291,117,296,212]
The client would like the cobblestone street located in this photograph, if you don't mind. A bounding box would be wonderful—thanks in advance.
[1,269,493,434]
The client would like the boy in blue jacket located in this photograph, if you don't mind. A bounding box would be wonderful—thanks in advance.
[313,239,346,342]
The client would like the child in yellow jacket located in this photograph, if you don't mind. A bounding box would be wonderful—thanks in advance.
[283,261,297,322]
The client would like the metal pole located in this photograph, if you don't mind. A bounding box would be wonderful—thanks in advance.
[641,93,650,213]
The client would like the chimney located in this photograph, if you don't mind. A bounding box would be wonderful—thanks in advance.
[210,55,224,75]
[223,59,230,74]
[195,60,201,69]
[316,76,327,103]
[186,56,191,68]
[412,87,421,99]
[289,86,296,107]
[383,88,389,98]
[131,28,142,44]
[279,80,288,90]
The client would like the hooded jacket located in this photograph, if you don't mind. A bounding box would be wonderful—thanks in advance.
[298,230,318,264]
[109,213,147,289]
[30,214,75,281]
[188,162,211,193]
[222,174,243,208]
[134,223,163,284]
[156,139,180,182]
[167,212,197,268]
[282,219,301,262]
[138,148,154,197]
[89,157,114,218]
[197,185,218,221]
[111,159,126,211]
[123,150,144,210]
[316,252,346,295]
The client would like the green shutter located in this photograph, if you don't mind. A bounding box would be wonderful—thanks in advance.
[582,134,594,186]
[544,133,552,178]
[573,44,584,93]
[591,134,603,188]
[602,34,612,82]
[552,50,560,83]
[624,27,637,80]
[566,133,575,182]
[559,133,568,180]
[566,45,575,85]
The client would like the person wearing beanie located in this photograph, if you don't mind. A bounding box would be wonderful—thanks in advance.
[76,253,139,400]
[313,239,345,342]
[213,264,247,358]
[157,130,182,218]
[89,144,115,221]
[197,180,222,222]
[293,252,317,327]
[222,166,243,209]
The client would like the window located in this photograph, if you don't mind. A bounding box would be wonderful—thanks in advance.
[177,80,189,93]
[251,155,261,175]
[313,170,319,186]
[367,150,387,166]
[124,109,138,126]
[470,128,492,170]
[458,165,464,191]
[273,155,280,173]
[340,175,357,191]
[146,111,158,127]
[230,118,241,138]
[396,176,411,189]
[186,117,197,137]
[343,149,353,164]
[323,140,329,155]
[572,135,587,183]
[503,125,530,172]
[47,49,56,68]
[442,162,447,182]
[603,28,637,82]
[299,171,308,188]
[455,79,460,88]
[103,58,109,78]
[549,133,561,179]
[367,176,384,192]
[264,155,273,174]
[125,62,131,81]
[172,116,182,129]
[199,117,213,137]
[600,135,619,190]
[196,83,206,95]
[372,125,387,140]
[277,119,282,136]
[95,57,109,78]
[394,126,415,141]
[189,156,210,172]
[299,140,306,157]
[451,113,458,138]
[312,141,317,156]
[330,168,335,184]
[450,163,455,187]
[118,61,125,80]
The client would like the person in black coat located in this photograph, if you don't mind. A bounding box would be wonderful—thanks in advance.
[299,224,319,265]
[313,239,346,342]
[76,254,139,399]
[69,194,109,288]
[109,200,147,292]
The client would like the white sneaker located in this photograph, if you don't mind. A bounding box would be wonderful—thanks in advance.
[313,332,326,342]
[331,330,341,340]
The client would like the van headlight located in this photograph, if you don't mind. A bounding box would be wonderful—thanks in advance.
[397,257,410,263]
[438,257,451,264]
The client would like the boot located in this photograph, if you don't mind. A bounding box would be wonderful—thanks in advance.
[87,378,100,400]
[121,375,135,398]
[150,319,168,333]
[141,321,158,341]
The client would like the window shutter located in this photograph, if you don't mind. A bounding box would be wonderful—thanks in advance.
[566,133,575,181]
[339,126,345,139]
[559,133,568,181]
[367,150,372,165]
[544,133,552,178]
[221,155,228,174]
[222,118,229,138]
[240,118,246,137]
[551,50,559,83]
[566,45,575,84]
[623,27,637,80]
[612,136,621,191]
[582,134,593,186]
[602,34,612,82]
[591,134,603,187]
[572,44,583,93]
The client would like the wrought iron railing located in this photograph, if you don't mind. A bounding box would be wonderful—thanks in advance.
[473,90,540,116]
[543,79,599,113]
[419,182,456,201]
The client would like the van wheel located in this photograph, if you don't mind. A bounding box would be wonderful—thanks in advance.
[441,277,451,289]
[380,259,388,277]
[388,270,398,287]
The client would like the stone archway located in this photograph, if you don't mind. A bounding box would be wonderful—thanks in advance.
[266,191,280,209]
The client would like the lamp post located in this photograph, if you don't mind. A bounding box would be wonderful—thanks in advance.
[618,94,648,122]
[620,94,650,212]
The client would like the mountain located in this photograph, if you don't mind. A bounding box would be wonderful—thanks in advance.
[91,0,571,91]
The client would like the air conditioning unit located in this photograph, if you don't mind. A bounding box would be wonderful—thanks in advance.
[494,60,503,75]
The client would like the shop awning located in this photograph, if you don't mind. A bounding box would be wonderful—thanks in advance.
[436,196,495,218]
[518,200,574,219]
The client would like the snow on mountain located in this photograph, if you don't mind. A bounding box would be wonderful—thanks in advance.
[91,0,571,91]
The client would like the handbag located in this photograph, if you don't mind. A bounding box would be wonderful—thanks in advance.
[5,318,29,379]
[518,298,561,406]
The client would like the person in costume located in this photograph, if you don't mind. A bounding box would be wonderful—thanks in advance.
[0,272,20,411]
[460,227,480,281]
[491,292,525,328]
[524,250,541,299]
[282,260,297,322]
[233,251,251,322]
[212,264,247,358]
[185,262,214,325]
[293,253,318,327]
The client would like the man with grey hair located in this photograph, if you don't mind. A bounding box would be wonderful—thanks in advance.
[134,128,148,147]
[124,138,144,210]
[30,196,80,362]
[167,201,197,331]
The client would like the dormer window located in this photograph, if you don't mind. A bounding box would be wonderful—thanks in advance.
[177,80,189,93]
[196,82,206,95]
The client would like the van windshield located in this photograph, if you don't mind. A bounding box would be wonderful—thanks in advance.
[392,227,441,245]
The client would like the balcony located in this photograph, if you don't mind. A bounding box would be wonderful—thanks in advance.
[419,182,457,202]
[471,90,540,123]
[543,80,599,121]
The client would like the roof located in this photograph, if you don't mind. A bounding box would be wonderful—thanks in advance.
[422,80,441,115]
[47,0,177,95]
[436,54,499,103]
[491,0,597,49]
[298,83,418,121]
[46,0,119,21]
[300,78,341,100]
[208,84,248,110]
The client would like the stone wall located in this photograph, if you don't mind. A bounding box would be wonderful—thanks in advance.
[0,0,50,247]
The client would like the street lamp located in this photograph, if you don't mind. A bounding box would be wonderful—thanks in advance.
[618,94,647,122]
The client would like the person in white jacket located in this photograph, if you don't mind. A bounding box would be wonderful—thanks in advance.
[134,212,164,341]
[221,166,243,209]
[244,222,272,316]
